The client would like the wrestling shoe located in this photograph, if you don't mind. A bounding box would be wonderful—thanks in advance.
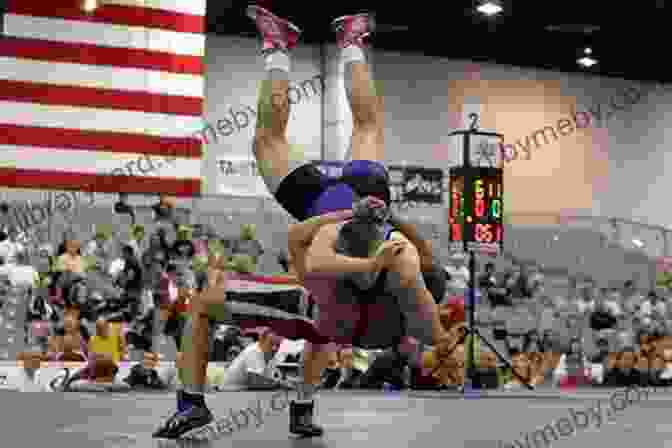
[152,401,213,439]
[246,5,301,53]
[332,13,375,49]
[289,401,324,437]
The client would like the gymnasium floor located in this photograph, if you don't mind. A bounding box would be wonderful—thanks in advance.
[0,388,670,448]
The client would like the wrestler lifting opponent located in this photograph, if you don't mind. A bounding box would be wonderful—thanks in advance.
[248,6,459,436]
[152,7,458,439]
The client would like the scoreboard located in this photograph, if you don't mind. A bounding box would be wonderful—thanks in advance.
[448,166,503,252]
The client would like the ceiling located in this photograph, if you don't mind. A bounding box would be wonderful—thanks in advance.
[207,0,670,84]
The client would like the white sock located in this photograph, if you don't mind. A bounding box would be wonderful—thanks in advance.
[265,50,291,74]
[341,44,366,64]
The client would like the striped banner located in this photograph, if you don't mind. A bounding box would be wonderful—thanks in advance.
[0,0,206,196]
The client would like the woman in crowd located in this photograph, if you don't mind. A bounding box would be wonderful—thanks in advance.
[117,244,143,321]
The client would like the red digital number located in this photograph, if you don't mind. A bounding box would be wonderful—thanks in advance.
[451,223,462,241]
[451,193,460,218]
[474,224,493,243]
[474,199,485,218]
[495,224,503,242]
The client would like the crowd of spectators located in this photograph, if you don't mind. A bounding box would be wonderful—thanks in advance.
[2,206,672,393]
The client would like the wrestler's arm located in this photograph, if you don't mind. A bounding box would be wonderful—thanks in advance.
[305,224,378,274]
[390,215,434,271]
[287,210,354,280]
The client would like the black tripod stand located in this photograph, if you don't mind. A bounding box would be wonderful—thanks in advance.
[464,250,534,391]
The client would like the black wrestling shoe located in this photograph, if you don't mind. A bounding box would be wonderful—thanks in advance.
[152,402,214,439]
[289,401,324,437]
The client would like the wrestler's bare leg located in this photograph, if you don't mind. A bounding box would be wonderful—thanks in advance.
[384,233,451,345]
[152,257,229,440]
[337,14,384,162]
[179,266,226,400]
[249,6,303,197]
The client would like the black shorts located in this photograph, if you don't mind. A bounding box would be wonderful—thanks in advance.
[274,164,330,221]
[275,161,390,222]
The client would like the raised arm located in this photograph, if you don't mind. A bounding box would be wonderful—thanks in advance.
[287,210,353,280]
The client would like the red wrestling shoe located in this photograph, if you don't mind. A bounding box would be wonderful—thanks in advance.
[332,13,375,49]
[246,5,301,53]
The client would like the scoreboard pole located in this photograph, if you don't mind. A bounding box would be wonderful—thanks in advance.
[448,116,534,393]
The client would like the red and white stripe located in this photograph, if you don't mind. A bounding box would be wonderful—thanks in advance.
[0,0,206,196]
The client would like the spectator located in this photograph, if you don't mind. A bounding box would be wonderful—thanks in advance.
[50,310,90,356]
[622,280,643,315]
[142,233,169,273]
[321,350,343,389]
[216,328,282,389]
[479,262,508,308]
[0,228,23,265]
[444,252,469,295]
[639,291,667,328]
[503,350,531,389]
[59,333,88,362]
[117,244,143,320]
[210,326,244,362]
[603,348,641,387]
[588,336,611,385]
[336,348,367,389]
[590,295,618,332]
[574,286,596,315]
[509,265,533,300]
[88,319,126,381]
[355,348,409,390]
[83,229,111,261]
[553,337,591,387]
[56,236,84,274]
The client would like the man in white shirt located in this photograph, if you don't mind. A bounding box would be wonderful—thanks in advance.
[574,287,596,315]
[639,291,667,322]
[0,229,23,265]
[220,328,283,389]
[444,252,469,296]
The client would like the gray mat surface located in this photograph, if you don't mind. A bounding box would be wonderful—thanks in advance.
[0,388,669,447]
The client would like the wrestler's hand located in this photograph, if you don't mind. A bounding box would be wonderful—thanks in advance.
[373,240,406,271]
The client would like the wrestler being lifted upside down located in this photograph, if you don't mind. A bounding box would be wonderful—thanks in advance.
[248,5,458,437]
[152,6,460,440]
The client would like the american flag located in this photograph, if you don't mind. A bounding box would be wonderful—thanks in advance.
[0,0,205,196]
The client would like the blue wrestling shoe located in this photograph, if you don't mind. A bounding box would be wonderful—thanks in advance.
[152,394,213,439]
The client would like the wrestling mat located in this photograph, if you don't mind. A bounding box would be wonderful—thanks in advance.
[0,387,670,448]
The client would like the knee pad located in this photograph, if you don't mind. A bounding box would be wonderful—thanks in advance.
[341,160,391,204]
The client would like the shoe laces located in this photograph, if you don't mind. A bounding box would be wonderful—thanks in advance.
[348,16,368,34]
[163,408,193,431]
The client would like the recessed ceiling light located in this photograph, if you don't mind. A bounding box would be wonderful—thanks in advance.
[477,1,503,16]
[577,48,598,67]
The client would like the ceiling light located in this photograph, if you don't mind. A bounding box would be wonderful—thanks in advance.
[477,1,503,16]
[632,238,645,248]
[577,47,598,67]
[553,235,559,241]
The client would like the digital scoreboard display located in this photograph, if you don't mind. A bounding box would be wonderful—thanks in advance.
[448,167,503,252]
